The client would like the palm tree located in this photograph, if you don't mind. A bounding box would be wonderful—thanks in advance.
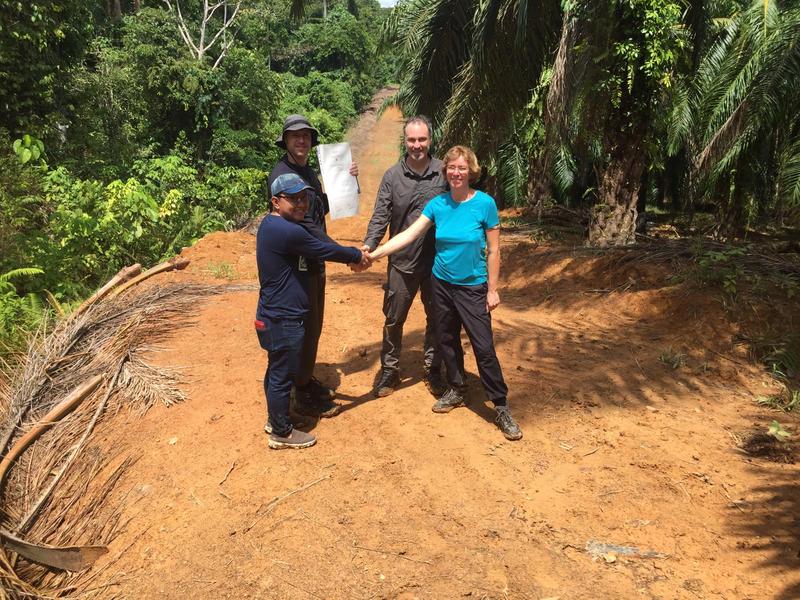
[671,0,800,235]
[387,0,800,243]
[539,1,693,245]
[385,0,688,246]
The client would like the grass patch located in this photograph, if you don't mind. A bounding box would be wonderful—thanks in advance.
[204,261,238,280]
[658,347,687,370]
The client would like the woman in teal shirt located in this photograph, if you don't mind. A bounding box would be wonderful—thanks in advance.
[369,146,522,441]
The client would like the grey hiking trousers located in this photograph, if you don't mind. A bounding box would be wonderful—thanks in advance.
[381,265,441,374]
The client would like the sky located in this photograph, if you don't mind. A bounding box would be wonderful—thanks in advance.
[379,0,397,6]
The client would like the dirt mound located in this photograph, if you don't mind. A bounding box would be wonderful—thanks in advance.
[84,101,800,600]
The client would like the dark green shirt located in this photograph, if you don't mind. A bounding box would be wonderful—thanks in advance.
[363,156,447,274]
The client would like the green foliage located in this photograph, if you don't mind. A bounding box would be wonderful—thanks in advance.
[670,2,800,233]
[758,388,800,412]
[0,143,268,301]
[767,420,791,442]
[0,267,45,352]
[286,7,374,74]
[0,268,45,293]
[12,135,46,165]
[693,243,748,296]
[605,0,687,93]
[754,333,800,413]
[0,0,95,135]
[658,347,687,370]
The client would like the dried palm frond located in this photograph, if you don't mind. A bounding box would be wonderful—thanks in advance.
[0,279,251,597]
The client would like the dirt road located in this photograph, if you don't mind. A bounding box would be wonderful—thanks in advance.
[98,93,800,599]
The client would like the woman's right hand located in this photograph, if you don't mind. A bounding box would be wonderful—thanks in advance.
[486,290,500,312]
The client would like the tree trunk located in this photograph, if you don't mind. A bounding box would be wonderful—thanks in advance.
[718,167,747,238]
[587,122,647,247]
[133,0,141,12]
[112,0,122,20]
[635,167,648,235]
[527,150,551,220]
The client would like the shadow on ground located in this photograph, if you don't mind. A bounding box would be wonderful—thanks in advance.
[730,462,800,600]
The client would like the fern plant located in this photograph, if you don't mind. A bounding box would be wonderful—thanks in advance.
[0,267,45,354]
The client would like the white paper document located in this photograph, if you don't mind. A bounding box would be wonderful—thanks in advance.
[316,142,359,219]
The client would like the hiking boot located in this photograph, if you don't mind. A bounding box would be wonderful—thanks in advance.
[424,367,447,397]
[494,406,523,441]
[373,368,399,397]
[292,388,342,418]
[268,428,317,450]
[432,387,465,413]
[303,376,336,401]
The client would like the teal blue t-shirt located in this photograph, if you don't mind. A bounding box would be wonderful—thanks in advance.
[421,190,500,286]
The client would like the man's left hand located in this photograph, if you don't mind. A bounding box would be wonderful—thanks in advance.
[349,162,359,177]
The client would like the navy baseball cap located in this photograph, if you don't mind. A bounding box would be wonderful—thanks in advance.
[271,173,312,197]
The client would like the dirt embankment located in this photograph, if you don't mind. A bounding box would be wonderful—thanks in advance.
[89,94,800,600]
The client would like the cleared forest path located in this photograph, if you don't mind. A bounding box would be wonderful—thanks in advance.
[100,91,800,600]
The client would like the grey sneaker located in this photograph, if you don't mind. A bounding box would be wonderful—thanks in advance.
[268,429,316,450]
[424,367,447,397]
[373,368,400,397]
[432,387,465,413]
[264,416,308,434]
[495,406,522,440]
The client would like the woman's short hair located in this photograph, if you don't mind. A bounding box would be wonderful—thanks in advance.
[443,145,481,183]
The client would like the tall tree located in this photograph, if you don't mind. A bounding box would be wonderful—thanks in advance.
[161,0,243,68]
[385,0,689,245]
[0,1,96,135]
[569,1,687,246]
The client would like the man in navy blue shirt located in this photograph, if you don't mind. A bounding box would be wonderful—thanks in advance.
[256,173,367,449]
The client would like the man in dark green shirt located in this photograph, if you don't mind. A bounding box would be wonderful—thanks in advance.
[361,116,448,398]
[268,114,358,417]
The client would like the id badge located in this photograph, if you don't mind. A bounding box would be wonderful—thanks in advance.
[298,256,308,272]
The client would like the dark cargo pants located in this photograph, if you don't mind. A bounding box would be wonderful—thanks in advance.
[381,265,441,374]
[295,270,325,388]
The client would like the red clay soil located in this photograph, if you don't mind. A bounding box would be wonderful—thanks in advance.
[90,98,800,599]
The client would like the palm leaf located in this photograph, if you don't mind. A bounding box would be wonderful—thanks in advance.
[778,134,800,209]
[0,269,44,284]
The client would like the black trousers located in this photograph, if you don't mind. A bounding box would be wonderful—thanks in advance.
[381,265,441,373]
[296,270,325,388]
[431,276,508,406]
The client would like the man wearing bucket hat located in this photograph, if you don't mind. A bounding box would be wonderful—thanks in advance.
[268,114,359,418]
[256,172,366,449]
